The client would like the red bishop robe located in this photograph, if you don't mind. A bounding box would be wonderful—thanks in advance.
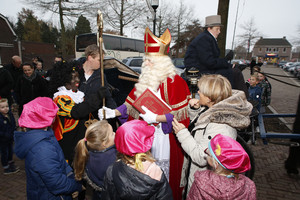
[124,74,191,200]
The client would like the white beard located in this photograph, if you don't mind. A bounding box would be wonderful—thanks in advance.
[134,66,161,98]
[134,56,177,98]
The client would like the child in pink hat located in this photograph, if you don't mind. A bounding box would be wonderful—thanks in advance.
[14,97,82,200]
[187,134,256,200]
[102,120,173,200]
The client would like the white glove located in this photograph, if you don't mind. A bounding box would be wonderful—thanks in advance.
[98,106,116,120]
[139,106,158,124]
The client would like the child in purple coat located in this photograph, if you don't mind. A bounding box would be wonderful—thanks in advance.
[187,134,256,200]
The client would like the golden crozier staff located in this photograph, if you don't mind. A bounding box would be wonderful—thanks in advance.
[97,10,106,119]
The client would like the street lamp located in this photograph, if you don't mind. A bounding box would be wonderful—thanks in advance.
[151,0,159,36]
[131,26,138,38]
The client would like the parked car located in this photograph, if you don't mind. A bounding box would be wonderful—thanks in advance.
[230,59,247,71]
[278,61,287,67]
[122,56,144,74]
[245,60,251,66]
[172,58,185,69]
[175,67,185,76]
[282,62,294,70]
[130,66,141,74]
[122,56,143,67]
[293,64,300,78]
[287,62,300,73]
[297,68,300,80]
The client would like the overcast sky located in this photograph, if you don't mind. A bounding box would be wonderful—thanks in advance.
[1,0,300,49]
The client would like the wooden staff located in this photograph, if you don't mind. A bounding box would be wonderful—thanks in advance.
[97,10,106,119]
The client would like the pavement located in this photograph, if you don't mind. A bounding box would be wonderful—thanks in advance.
[1,64,300,200]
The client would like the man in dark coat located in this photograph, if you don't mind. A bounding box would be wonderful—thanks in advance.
[185,15,234,84]
[4,55,23,104]
[184,15,249,96]
[14,63,49,115]
[77,45,116,109]
[4,55,23,88]
[74,45,117,135]
[0,64,14,106]
[250,58,257,75]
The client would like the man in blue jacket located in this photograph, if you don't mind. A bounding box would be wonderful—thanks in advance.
[184,15,234,84]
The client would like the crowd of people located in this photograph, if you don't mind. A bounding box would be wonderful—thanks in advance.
[247,63,272,114]
[0,15,263,200]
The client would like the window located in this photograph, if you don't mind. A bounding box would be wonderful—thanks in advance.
[135,41,144,53]
[121,38,136,51]
[283,48,286,52]
[75,32,145,59]
[76,33,97,51]
[103,35,121,50]
[259,48,262,52]
[130,59,143,67]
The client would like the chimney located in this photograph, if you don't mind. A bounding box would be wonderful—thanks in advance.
[283,36,286,39]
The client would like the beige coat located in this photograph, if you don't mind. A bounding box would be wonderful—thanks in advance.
[176,90,253,192]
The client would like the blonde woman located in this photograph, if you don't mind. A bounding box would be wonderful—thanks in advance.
[73,120,116,200]
[172,74,253,194]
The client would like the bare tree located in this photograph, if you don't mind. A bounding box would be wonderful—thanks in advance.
[172,1,193,39]
[234,45,247,59]
[291,24,300,52]
[22,0,95,56]
[155,1,175,37]
[136,0,177,38]
[88,0,147,36]
[158,0,193,57]
[296,25,300,45]
[237,18,261,59]
[171,19,203,58]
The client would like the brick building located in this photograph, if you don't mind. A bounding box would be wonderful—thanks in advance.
[252,36,292,64]
[0,13,56,70]
[0,13,19,65]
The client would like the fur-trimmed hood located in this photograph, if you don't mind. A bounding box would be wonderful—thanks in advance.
[195,90,253,129]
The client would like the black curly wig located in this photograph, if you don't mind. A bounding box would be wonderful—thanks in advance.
[48,61,80,98]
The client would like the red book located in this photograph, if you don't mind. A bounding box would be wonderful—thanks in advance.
[133,88,172,115]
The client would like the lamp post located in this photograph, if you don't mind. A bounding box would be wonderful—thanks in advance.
[151,0,159,36]
[131,26,138,38]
